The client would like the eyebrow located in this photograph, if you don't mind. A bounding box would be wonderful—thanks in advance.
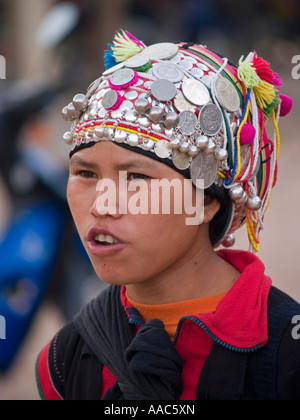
[70,157,154,171]
[116,161,154,171]
[69,158,99,170]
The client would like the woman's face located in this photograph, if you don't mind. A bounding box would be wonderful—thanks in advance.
[67,141,212,289]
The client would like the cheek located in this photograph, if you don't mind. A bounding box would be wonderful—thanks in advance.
[133,213,198,261]
[67,179,93,231]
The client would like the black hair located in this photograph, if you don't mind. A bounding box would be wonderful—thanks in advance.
[205,184,231,246]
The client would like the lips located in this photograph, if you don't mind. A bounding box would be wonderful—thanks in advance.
[87,227,125,256]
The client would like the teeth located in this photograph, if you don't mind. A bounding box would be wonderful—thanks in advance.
[95,234,119,245]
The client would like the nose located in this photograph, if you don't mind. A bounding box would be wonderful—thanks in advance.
[90,178,124,218]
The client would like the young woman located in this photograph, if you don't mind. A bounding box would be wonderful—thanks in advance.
[36,32,300,400]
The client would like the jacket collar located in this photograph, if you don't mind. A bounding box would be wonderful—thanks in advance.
[121,250,272,352]
[190,250,271,351]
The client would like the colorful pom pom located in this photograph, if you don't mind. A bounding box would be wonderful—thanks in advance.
[272,73,282,89]
[104,44,117,70]
[111,30,145,63]
[238,55,261,89]
[240,124,256,145]
[279,94,293,117]
[252,53,274,84]
[253,80,279,118]
[104,30,146,70]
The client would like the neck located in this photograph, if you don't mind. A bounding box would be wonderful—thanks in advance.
[126,239,240,305]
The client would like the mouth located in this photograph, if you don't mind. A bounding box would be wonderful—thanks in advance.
[94,233,120,246]
[87,228,125,256]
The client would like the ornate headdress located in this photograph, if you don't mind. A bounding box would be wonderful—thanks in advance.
[62,30,293,252]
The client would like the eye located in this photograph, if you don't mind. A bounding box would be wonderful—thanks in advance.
[128,173,150,181]
[76,170,98,179]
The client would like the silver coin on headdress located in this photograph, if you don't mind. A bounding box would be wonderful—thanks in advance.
[214,77,240,113]
[153,62,184,84]
[174,92,197,113]
[125,54,151,69]
[190,153,218,189]
[102,90,119,110]
[141,42,179,61]
[178,111,198,136]
[199,104,223,136]
[154,140,172,159]
[172,149,191,170]
[182,77,211,106]
[151,79,177,102]
[110,68,136,87]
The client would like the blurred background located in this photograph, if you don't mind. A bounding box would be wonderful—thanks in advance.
[0,0,299,400]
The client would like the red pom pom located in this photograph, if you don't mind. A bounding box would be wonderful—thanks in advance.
[240,124,256,145]
[252,52,274,84]
[279,94,293,117]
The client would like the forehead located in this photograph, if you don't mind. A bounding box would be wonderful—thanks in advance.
[69,141,174,173]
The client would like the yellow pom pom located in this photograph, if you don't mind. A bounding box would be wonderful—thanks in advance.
[253,80,276,109]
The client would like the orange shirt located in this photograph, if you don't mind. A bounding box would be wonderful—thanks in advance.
[126,292,227,341]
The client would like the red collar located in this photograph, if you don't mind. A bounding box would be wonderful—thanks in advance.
[194,250,271,350]
[121,250,271,351]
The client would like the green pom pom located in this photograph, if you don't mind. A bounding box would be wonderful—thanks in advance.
[238,56,261,89]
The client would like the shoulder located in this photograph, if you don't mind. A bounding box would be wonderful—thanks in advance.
[268,286,300,399]
[36,321,88,400]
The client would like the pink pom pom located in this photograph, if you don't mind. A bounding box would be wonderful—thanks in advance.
[240,124,256,145]
[279,94,293,117]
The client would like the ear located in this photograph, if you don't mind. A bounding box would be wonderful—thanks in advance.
[203,195,221,224]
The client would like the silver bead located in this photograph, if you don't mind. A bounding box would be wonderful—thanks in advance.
[170,137,181,149]
[134,97,150,115]
[247,196,262,210]
[62,106,71,121]
[142,139,155,151]
[149,106,164,123]
[114,130,127,143]
[127,133,139,147]
[73,94,89,111]
[163,112,179,129]
[229,185,245,201]
[188,145,198,157]
[179,141,189,154]
[67,102,80,119]
[239,192,248,205]
[214,148,228,162]
[138,116,151,128]
[63,131,73,145]
[104,128,114,140]
[205,140,216,154]
[222,234,236,248]
[152,123,164,133]
[94,126,105,139]
[196,135,209,150]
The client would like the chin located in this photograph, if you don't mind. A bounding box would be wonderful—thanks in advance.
[92,264,127,286]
